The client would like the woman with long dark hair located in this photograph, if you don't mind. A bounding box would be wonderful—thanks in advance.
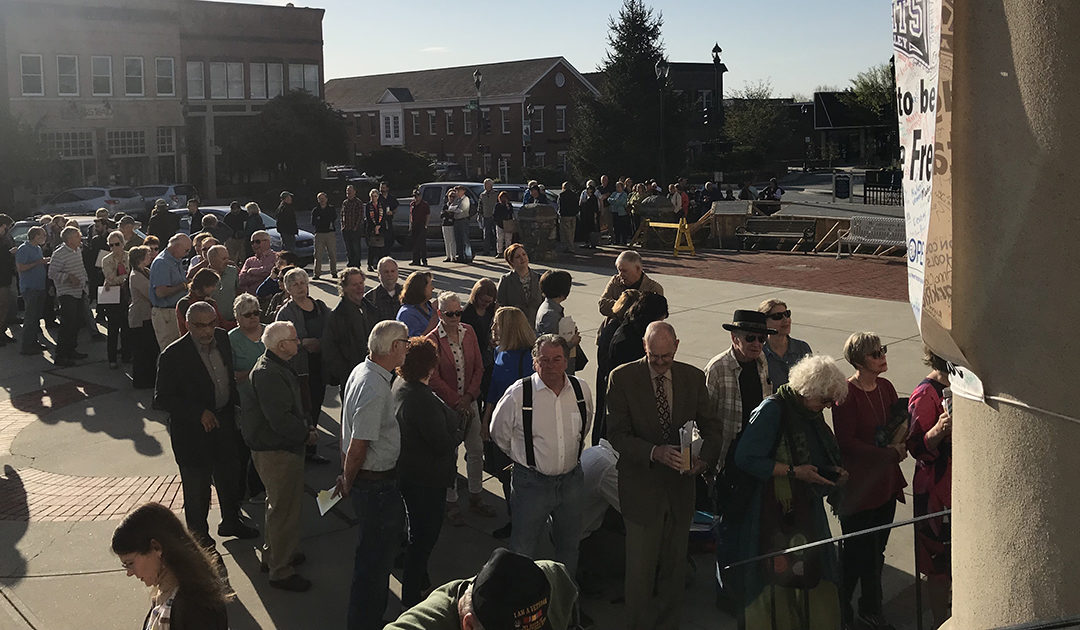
[112,502,230,630]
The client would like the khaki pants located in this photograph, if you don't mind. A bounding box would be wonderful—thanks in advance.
[313,232,338,278]
[252,449,305,580]
[560,216,577,252]
[150,307,180,350]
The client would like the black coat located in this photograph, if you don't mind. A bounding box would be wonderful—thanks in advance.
[277,202,298,236]
[394,380,462,488]
[321,298,375,387]
[142,587,227,630]
[154,330,240,467]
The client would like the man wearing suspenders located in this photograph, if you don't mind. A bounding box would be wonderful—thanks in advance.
[490,333,593,579]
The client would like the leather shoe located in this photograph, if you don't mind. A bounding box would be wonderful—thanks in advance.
[217,522,259,539]
[269,574,311,592]
[305,453,331,465]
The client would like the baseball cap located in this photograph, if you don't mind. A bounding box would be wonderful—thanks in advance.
[472,549,551,630]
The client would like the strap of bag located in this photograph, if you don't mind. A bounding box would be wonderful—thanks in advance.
[522,376,535,468]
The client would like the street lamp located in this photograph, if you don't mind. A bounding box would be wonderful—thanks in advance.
[473,68,483,178]
[654,58,670,185]
[711,43,727,140]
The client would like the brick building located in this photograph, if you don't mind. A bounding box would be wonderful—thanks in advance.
[324,57,598,182]
[0,0,324,201]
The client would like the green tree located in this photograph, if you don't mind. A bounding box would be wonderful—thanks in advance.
[843,59,897,121]
[246,90,347,184]
[723,80,787,160]
[355,148,434,195]
[570,0,687,182]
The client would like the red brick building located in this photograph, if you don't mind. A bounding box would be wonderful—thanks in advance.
[324,57,598,181]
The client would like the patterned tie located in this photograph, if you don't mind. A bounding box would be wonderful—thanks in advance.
[655,374,671,440]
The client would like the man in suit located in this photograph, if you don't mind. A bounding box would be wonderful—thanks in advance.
[155,301,258,550]
[606,321,722,630]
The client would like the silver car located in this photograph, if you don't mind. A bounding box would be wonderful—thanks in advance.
[134,184,200,216]
[184,206,316,265]
[38,186,144,218]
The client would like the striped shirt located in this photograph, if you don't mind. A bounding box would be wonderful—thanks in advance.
[704,347,773,465]
[47,243,86,298]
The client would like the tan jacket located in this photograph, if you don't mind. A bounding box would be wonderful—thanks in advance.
[597,271,664,318]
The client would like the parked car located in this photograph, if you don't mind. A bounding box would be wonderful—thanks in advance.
[9,215,146,247]
[134,184,200,215]
[38,187,144,219]
[391,181,485,246]
[319,167,379,204]
[493,184,559,210]
[174,206,315,265]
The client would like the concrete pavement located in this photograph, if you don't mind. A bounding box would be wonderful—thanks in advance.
[0,248,930,630]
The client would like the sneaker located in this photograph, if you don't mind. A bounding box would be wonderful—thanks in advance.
[217,521,259,539]
[269,574,311,592]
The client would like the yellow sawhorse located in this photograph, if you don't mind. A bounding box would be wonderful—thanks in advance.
[629,217,697,256]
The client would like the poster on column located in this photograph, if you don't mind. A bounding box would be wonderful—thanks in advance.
[892,0,941,328]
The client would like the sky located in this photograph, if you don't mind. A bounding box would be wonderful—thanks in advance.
[228,0,894,98]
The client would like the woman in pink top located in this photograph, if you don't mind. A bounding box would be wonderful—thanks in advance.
[424,290,494,524]
[833,332,907,630]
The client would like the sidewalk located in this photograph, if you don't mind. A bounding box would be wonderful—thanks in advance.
[0,247,927,630]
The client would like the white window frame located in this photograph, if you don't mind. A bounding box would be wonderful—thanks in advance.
[428,110,436,135]
[226,62,243,99]
[20,54,44,96]
[267,63,284,98]
[249,62,267,99]
[463,153,472,174]
[411,111,420,135]
[209,62,227,99]
[444,109,454,135]
[303,64,319,94]
[185,61,203,99]
[368,113,377,135]
[555,105,567,133]
[697,89,713,110]
[500,107,511,134]
[39,130,95,159]
[532,105,545,134]
[534,152,546,167]
[124,56,144,96]
[155,57,175,96]
[498,154,511,181]
[381,112,402,146]
[92,56,113,96]
[288,63,304,92]
[106,129,147,157]
[463,110,472,135]
[558,151,569,172]
[157,127,175,155]
[483,153,492,176]
[57,55,79,96]
[480,107,490,133]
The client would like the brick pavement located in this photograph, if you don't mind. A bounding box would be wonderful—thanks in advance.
[576,248,908,302]
[0,380,197,522]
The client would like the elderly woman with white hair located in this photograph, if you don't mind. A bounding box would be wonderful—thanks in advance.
[732,355,849,630]
[424,290,492,523]
[275,268,331,464]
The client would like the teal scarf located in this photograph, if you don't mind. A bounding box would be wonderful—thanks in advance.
[771,385,844,511]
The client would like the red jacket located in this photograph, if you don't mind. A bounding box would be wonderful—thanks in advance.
[425,322,484,409]
[832,377,907,515]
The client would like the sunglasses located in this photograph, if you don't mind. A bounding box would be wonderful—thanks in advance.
[442,310,464,317]
[767,310,792,321]
[239,311,260,318]
[869,346,888,359]
[743,334,769,344]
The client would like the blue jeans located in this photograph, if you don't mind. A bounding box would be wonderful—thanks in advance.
[482,215,497,253]
[342,230,364,268]
[453,219,469,260]
[400,482,446,607]
[20,288,46,353]
[509,463,585,577]
[347,477,405,630]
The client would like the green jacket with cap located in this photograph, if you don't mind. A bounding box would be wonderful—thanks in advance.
[384,560,577,630]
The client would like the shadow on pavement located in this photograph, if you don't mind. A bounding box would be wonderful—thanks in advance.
[0,465,28,587]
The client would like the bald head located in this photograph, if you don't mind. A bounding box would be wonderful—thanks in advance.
[644,321,679,376]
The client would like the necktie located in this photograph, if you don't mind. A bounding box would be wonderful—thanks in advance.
[655,374,671,440]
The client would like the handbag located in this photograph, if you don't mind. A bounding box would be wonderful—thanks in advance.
[501,219,517,235]
[367,234,385,248]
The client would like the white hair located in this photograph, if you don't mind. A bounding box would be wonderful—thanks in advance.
[168,233,190,248]
[436,290,461,310]
[244,202,261,214]
[207,244,228,263]
[250,229,269,243]
[368,320,407,356]
[788,355,849,403]
[282,267,308,290]
[377,256,397,271]
[185,300,216,322]
[233,292,259,316]
[262,321,295,348]
[615,250,643,268]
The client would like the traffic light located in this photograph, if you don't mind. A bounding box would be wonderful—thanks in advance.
[703,107,709,126]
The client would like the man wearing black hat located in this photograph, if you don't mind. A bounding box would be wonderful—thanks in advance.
[385,548,578,630]
[704,308,775,603]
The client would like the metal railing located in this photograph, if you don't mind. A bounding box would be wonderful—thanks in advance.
[720,509,951,630]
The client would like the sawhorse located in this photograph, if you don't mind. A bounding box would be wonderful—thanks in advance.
[630,217,697,256]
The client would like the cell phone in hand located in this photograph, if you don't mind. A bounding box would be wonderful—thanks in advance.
[942,387,953,415]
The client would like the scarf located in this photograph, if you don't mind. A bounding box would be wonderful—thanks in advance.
[770,384,844,511]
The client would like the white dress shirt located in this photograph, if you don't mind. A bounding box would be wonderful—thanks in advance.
[490,372,594,476]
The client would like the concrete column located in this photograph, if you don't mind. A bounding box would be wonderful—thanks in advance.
[946,1,1080,627]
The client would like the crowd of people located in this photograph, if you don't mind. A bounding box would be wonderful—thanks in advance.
[0,183,949,630]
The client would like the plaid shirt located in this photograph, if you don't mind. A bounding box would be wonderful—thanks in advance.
[704,346,773,465]
[340,196,365,232]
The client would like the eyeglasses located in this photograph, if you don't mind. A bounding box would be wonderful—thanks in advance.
[742,334,769,344]
[869,346,888,359]
[767,310,792,321]
[252,238,268,244]
[442,310,463,318]
[239,311,260,318]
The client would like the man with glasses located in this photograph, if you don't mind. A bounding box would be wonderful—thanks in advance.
[705,308,775,606]
[607,321,721,630]
[335,320,409,630]
[239,230,277,295]
[155,301,258,555]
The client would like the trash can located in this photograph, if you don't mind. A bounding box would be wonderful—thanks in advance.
[834,173,851,200]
